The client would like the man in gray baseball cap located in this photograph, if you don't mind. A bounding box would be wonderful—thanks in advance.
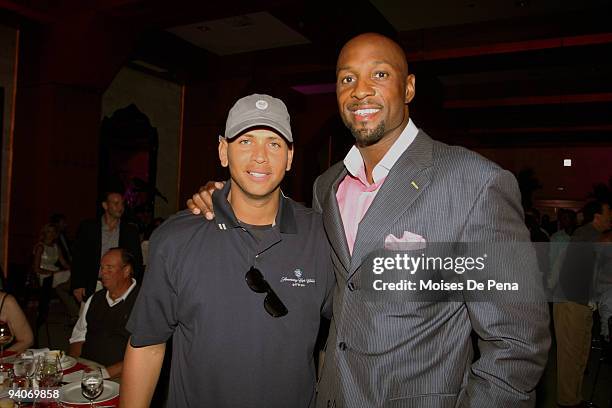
[224,93,293,142]
[122,94,334,408]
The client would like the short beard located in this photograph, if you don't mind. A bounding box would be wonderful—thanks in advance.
[348,121,386,147]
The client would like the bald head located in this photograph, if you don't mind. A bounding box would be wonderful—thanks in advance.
[335,32,415,147]
[99,248,134,298]
[337,33,409,79]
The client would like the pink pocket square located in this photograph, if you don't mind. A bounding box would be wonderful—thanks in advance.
[384,231,427,251]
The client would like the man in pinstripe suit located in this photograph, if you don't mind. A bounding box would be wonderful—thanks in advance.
[311,33,550,408]
[188,33,550,408]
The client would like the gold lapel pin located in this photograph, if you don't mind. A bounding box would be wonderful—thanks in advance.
[411,181,419,190]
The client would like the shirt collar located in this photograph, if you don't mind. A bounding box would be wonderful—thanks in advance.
[106,278,137,307]
[213,181,297,234]
[343,118,419,184]
[101,216,120,232]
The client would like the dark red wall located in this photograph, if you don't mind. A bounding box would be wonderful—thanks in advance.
[8,16,141,265]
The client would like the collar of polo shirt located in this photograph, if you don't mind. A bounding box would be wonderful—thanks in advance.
[212,180,297,234]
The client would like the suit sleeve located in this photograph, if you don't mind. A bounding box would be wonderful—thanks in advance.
[458,169,550,408]
[71,221,89,291]
[319,226,335,320]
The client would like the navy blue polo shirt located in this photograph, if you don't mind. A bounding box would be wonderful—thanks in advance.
[127,182,334,408]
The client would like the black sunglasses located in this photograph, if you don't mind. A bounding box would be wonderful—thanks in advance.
[245,266,288,317]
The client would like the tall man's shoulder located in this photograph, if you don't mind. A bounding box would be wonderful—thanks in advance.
[431,137,509,180]
[313,131,516,197]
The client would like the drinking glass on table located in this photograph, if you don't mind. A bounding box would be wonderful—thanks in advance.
[36,354,63,388]
[0,321,13,369]
[12,360,29,407]
[81,367,103,407]
[20,351,35,385]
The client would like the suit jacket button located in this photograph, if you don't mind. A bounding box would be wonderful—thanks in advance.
[338,342,347,351]
[348,282,356,291]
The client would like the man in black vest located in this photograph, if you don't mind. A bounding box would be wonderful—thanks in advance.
[68,247,139,379]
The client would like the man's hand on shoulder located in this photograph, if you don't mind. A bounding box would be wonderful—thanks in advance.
[186,181,224,220]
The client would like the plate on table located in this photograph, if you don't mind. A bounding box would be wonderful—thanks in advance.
[59,380,119,404]
[59,355,77,371]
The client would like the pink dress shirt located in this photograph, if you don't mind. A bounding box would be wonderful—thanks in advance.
[336,119,419,254]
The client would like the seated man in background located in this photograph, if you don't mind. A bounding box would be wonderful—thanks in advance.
[68,247,139,379]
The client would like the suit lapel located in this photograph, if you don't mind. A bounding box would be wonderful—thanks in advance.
[95,219,102,261]
[350,131,434,276]
[321,166,352,275]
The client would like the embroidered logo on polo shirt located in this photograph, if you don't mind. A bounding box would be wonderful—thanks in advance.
[280,268,315,287]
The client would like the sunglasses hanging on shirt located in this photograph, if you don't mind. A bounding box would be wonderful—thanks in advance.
[245,266,288,318]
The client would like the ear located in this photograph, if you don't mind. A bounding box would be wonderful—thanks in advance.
[405,74,415,104]
[218,137,229,168]
[122,265,132,280]
[101,201,108,212]
[286,144,294,171]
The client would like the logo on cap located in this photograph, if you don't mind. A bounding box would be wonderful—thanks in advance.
[294,268,303,278]
[255,100,269,110]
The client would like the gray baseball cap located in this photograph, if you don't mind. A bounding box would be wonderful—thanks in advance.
[224,94,293,143]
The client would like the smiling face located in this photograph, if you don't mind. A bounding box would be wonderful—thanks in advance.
[336,33,415,147]
[218,128,293,201]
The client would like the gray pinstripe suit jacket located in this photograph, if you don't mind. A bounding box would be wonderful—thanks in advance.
[312,130,550,408]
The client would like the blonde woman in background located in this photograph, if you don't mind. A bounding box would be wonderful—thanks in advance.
[32,223,70,327]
